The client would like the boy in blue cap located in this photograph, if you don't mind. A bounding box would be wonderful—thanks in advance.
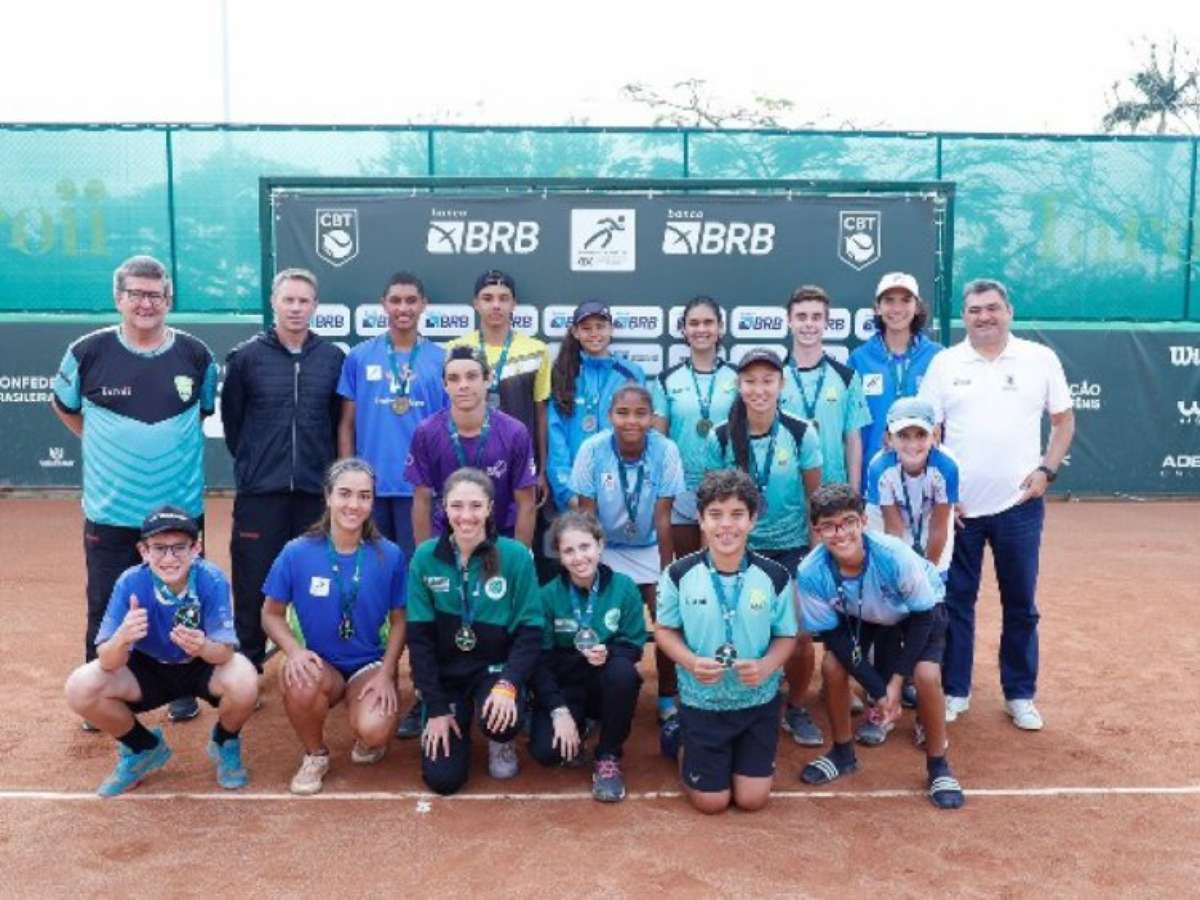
[65,506,258,796]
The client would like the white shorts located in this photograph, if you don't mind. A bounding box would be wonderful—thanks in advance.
[670,490,699,526]
[601,543,661,585]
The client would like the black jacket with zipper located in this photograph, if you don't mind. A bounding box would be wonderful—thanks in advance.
[222,330,345,496]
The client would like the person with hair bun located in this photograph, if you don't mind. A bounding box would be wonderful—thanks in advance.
[530,511,647,802]
[261,458,409,796]
[406,468,544,795]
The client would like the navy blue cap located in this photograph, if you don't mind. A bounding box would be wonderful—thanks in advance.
[572,300,611,325]
[735,348,784,373]
[140,506,199,540]
[474,269,516,297]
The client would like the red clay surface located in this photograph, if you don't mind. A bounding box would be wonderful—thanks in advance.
[2,497,1198,897]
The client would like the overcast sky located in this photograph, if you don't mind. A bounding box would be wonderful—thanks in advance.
[4,0,1198,133]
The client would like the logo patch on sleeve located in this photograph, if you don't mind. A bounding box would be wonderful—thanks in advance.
[424,576,450,592]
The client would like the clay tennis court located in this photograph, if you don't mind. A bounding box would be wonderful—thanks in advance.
[1,497,1197,896]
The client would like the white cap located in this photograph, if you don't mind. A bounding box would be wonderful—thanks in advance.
[886,397,937,435]
[875,272,920,300]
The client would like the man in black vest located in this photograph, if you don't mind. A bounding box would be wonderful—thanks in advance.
[222,268,345,675]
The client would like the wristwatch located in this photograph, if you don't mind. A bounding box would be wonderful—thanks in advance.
[1036,464,1057,482]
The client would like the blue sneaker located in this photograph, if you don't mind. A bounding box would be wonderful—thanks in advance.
[207,737,249,789]
[97,729,172,797]
[168,697,200,722]
[659,713,681,760]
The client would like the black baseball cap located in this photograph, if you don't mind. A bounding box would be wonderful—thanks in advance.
[736,348,784,373]
[140,506,200,541]
[474,269,516,297]
[572,300,612,325]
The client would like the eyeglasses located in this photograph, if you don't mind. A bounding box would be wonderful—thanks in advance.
[813,517,863,538]
[123,289,167,305]
[146,541,192,560]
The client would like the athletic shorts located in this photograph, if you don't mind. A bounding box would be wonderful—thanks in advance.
[670,490,699,526]
[125,650,219,713]
[756,546,810,577]
[601,543,660,585]
[330,658,384,684]
[678,694,782,793]
[860,604,949,676]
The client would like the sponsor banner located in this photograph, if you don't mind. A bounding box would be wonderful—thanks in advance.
[838,210,882,271]
[542,305,577,339]
[729,343,788,366]
[611,306,664,339]
[310,303,352,338]
[421,305,475,338]
[661,212,775,256]
[824,307,852,342]
[570,209,636,272]
[731,306,788,340]
[315,209,359,268]
[666,344,729,369]
[611,342,664,377]
[426,215,540,255]
[355,305,389,337]
[512,305,539,337]
[854,308,877,341]
[1168,345,1200,366]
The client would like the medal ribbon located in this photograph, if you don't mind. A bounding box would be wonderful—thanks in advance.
[611,434,647,533]
[891,340,914,398]
[747,418,780,496]
[325,538,364,637]
[453,543,481,630]
[484,330,514,405]
[899,469,928,553]
[569,574,601,633]
[688,360,719,422]
[826,537,871,660]
[789,358,827,421]
[579,362,602,427]
[707,552,748,647]
[153,566,201,628]
[448,410,493,468]
[387,337,423,402]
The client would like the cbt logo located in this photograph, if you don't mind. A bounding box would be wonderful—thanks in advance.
[570,209,636,272]
[1178,400,1200,425]
[541,305,577,339]
[662,210,775,256]
[1169,346,1200,366]
[309,304,351,337]
[421,305,476,337]
[731,307,787,340]
[837,211,881,270]
[356,305,389,337]
[611,306,664,339]
[426,219,539,255]
[823,308,852,341]
[315,209,358,267]
[1069,381,1102,411]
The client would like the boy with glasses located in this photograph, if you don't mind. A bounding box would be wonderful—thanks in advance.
[64,507,258,796]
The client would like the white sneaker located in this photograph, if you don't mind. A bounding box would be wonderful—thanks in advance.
[944,695,971,723]
[487,739,519,779]
[290,751,330,795]
[1005,699,1044,731]
[350,741,387,765]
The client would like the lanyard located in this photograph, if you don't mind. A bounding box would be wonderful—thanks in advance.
[612,434,647,528]
[826,539,871,663]
[707,552,748,646]
[579,357,607,425]
[688,359,719,421]
[326,538,363,637]
[899,469,928,552]
[789,359,827,421]
[387,337,423,399]
[153,567,201,628]
[569,574,601,630]
[890,339,915,398]
[452,543,481,629]
[448,410,492,468]
[483,330,514,403]
[747,418,780,495]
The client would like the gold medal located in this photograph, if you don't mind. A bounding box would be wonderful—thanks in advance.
[392,397,411,415]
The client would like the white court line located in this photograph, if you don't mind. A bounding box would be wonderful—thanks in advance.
[1,785,1198,802]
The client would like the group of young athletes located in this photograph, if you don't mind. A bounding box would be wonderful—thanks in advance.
[62,263,973,812]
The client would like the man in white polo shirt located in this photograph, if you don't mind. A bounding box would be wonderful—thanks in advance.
[918,279,1074,731]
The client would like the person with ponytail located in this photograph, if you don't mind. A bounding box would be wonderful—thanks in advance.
[261,458,408,795]
[406,467,544,795]
[547,301,645,514]
[569,383,685,727]
[703,349,826,748]
[650,296,738,558]
[529,511,647,802]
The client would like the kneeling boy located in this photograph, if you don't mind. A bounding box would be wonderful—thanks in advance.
[655,468,798,814]
[65,507,257,796]
[795,484,964,809]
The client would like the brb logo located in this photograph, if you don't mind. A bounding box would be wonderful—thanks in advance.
[611,306,665,339]
[512,305,538,336]
[315,209,359,267]
[1069,381,1102,411]
[661,210,775,256]
[570,209,637,272]
[310,304,351,337]
[355,306,389,337]
[1169,346,1200,366]
[731,307,787,340]
[837,211,881,271]
[1178,400,1200,425]
[426,213,539,255]
[823,308,852,341]
[421,305,476,337]
[541,305,577,339]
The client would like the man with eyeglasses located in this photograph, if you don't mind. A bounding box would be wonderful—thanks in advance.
[64,506,258,796]
[918,279,1075,731]
[52,255,219,729]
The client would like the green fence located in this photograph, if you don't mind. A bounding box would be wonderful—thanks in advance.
[1,124,1196,321]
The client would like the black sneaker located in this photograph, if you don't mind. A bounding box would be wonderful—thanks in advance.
[395,701,423,739]
[901,681,918,709]
[659,714,681,760]
[592,755,626,802]
[167,697,200,722]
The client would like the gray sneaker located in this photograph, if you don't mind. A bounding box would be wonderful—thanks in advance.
[592,755,626,803]
[487,739,519,779]
[781,704,824,746]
